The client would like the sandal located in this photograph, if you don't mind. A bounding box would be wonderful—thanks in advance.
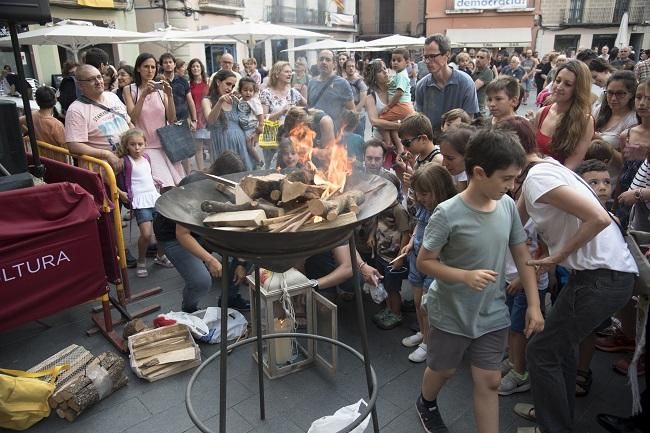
[517,427,541,433]
[136,263,148,278]
[575,368,592,397]
[513,403,536,422]
[154,254,174,268]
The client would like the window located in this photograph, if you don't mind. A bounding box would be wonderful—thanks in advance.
[554,35,580,55]
[567,0,584,24]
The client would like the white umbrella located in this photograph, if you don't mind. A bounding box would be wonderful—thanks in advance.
[361,34,426,49]
[183,20,330,57]
[122,26,217,52]
[0,20,152,61]
[614,12,630,49]
[283,39,360,52]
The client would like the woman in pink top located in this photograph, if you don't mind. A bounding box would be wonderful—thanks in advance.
[188,58,210,171]
[533,60,594,169]
[124,52,183,188]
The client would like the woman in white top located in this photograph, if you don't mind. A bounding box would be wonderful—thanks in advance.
[594,71,638,148]
[514,119,637,433]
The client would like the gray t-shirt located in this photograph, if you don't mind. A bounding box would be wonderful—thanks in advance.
[308,75,353,130]
[422,194,527,338]
[472,66,494,111]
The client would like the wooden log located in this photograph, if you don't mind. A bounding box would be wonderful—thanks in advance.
[122,319,146,340]
[66,352,126,415]
[133,339,193,360]
[214,183,236,202]
[307,191,365,221]
[203,209,266,227]
[57,408,79,422]
[137,347,197,368]
[131,326,189,348]
[280,180,327,203]
[239,173,285,201]
[201,200,284,218]
[301,212,357,231]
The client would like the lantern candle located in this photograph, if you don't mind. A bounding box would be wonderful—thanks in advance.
[273,318,293,364]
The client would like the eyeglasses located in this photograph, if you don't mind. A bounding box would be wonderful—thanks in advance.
[78,75,103,83]
[423,53,444,62]
[605,90,629,98]
[401,135,423,147]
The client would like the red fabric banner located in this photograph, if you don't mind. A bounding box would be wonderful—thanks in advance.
[0,182,107,331]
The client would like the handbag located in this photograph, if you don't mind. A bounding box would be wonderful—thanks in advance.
[629,201,650,232]
[157,119,196,163]
[0,365,68,431]
[626,230,650,295]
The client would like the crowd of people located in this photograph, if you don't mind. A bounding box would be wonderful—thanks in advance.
[15,34,650,433]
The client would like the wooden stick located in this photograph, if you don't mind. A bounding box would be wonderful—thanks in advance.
[201,200,284,218]
[388,252,408,265]
[270,209,311,233]
[214,183,236,202]
[280,212,313,233]
[203,173,237,188]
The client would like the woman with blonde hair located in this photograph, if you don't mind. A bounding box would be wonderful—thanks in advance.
[533,59,594,169]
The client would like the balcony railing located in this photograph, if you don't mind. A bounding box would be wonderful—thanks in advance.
[264,5,355,28]
[198,0,245,8]
[556,5,649,25]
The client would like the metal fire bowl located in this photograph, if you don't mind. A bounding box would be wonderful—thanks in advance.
[155,170,397,271]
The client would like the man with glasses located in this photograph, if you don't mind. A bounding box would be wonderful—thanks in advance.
[415,34,478,131]
[64,64,132,172]
[307,50,355,131]
[473,48,495,115]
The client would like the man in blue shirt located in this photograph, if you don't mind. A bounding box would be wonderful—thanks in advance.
[414,34,479,131]
[307,50,354,131]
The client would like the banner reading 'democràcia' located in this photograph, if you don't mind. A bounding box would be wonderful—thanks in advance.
[454,0,528,10]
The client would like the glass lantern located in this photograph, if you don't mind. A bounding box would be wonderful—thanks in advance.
[248,268,338,379]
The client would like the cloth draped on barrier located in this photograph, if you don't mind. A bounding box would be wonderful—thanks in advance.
[0,182,107,331]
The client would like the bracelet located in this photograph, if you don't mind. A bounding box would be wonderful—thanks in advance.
[359,261,367,271]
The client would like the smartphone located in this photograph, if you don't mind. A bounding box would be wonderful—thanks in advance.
[152,81,163,90]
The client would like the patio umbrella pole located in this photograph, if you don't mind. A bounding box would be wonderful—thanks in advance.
[8,21,44,178]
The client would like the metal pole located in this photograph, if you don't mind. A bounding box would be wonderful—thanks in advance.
[254,265,265,419]
[218,255,230,433]
[8,22,44,178]
[347,236,380,433]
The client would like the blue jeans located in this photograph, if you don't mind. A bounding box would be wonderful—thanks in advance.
[160,239,212,313]
[527,268,634,433]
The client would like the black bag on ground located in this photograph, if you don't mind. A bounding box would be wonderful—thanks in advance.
[157,120,195,163]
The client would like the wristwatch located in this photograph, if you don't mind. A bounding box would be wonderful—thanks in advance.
[635,189,643,202]
[309,279,319,290]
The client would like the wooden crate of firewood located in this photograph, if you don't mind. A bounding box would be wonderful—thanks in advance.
[128,324,201,382]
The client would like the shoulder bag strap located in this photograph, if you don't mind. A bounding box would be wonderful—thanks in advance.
[309,75,336,107]
[78,94,127,121]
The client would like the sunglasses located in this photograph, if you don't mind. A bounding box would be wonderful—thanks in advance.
[401,135,423,147]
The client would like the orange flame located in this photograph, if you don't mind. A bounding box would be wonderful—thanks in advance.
[288,123,352,195]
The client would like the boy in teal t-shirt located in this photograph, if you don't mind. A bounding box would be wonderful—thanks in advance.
[379,47,415,156]
[414,129,545,433]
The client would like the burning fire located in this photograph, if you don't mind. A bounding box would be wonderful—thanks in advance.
[288,124,352,196]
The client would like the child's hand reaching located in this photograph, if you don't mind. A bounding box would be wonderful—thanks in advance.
[464,269,498,291]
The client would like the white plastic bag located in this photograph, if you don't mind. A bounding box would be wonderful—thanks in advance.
[307,399,370,433]
[158,311,209,338]
[192,307,248,344]
[369,283,388,304]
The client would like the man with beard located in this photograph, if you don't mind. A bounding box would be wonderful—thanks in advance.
[307,49,354,131]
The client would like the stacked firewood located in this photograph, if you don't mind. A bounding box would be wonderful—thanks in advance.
[49,352,127,422]
[202,172,366,232]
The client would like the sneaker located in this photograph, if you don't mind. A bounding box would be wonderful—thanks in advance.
[219,294,251,311]
[125,248,137,269]
[402,331,423,348]
[372,308,388,323]
[154,254,174,268]
[595,333,635,352]
[409,343,428,363]
[498,370,531,395]
[376,310,403,330]
[136,263,148,278]
[415,395,449,433]
[501,358,514,377]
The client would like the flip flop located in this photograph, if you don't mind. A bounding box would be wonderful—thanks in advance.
[514,403,536,422]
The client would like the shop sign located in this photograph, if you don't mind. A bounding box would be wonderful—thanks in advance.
[454,0,528,10]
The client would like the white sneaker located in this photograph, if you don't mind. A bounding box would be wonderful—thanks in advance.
[402,332,423,348]
[408,343,427,363]
[501,358,513,377]
[498,370,531,396]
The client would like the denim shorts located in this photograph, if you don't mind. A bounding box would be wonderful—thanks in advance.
[505,288,547,334]
[134,207,156,225]
[408,250,433,289]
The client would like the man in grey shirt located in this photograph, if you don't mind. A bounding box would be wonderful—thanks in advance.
[415,34,479,131]
[473,48,494,115]
[307,50,354,130]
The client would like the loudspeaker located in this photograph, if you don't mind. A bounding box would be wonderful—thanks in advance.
[0,100,27,175]
[0,0,51,25]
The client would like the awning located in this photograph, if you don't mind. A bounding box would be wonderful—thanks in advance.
[446,27,531,48]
